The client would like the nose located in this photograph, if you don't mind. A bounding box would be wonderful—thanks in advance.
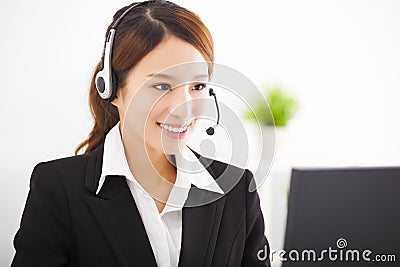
[166,85,194,121]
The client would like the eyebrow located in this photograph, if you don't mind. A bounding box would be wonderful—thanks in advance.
[146,73,209,80]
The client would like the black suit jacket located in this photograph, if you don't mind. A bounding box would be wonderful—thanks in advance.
[11,142,271,266]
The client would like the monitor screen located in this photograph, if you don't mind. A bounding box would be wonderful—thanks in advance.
[282,167,400,267]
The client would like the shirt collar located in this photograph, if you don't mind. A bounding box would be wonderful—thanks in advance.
[96,121,224,197]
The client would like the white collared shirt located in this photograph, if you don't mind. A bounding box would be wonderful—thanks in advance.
[96,121,224,267]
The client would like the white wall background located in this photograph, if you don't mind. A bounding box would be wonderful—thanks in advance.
[1,0,399,265]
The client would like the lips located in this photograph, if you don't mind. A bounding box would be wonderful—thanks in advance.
[156,122,192,133]
[156,121,192,139]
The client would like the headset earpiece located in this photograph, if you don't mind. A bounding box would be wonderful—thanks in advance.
[95,27,116,101]
[96,75,106,94]
[109,71,118,102]
[95,67,117,101]
[95,2,143,101]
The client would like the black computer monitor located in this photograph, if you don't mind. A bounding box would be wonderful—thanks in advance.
[282,167,400,267]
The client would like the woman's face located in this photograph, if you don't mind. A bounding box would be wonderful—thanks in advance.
[112,35,210,155]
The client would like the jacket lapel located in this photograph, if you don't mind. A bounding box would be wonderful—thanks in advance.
[178,187,226,266]
[83,143,157,267]
[83,142,226,267]
[179,147,227,266]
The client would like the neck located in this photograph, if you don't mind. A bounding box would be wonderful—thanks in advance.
[119,123,176,203]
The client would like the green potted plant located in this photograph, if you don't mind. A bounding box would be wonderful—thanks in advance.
[243,84,299,127]
[243,84,299,160]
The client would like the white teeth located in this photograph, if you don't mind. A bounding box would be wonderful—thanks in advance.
[159,123,188,133]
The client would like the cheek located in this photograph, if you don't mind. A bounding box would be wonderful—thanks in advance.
[125,101,156,139]
[146,104,164,126]
[127,91,161,122]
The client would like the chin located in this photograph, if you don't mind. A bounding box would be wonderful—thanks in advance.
[159,139,189,155]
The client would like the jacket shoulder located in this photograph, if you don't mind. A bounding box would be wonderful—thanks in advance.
[32,143,104,188]
[40,153,89,170]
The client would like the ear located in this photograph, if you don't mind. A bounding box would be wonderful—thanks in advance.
[110,70,122,106]
[111,91,121,107]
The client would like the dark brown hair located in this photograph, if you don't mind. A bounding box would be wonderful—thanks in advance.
[75,0,214,155]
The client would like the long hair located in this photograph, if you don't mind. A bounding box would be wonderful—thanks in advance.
[75,0,215,155]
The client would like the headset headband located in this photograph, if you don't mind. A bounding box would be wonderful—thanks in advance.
[95,1,149,101]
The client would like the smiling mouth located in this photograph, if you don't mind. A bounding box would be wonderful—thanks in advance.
[156,122,192,133]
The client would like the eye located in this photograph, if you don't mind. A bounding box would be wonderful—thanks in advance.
[193,83,207,91]
[153,83,171,91]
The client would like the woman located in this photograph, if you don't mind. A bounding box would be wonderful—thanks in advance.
[11,1,271,266]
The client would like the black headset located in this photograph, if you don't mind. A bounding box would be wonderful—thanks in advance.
[95,1,220,136]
